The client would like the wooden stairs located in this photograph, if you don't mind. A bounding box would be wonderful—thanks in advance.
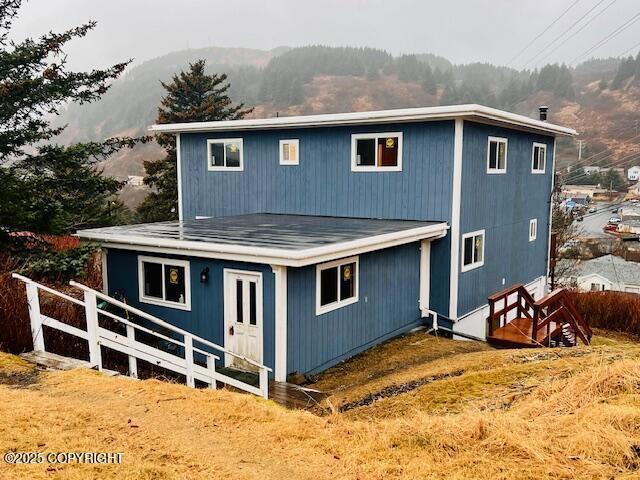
[486,284,592,348]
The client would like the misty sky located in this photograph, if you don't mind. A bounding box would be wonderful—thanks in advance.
[9,0,640,71]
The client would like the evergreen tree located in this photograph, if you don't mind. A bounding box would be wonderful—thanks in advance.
[0,0,138,249]
[137,60,252,222]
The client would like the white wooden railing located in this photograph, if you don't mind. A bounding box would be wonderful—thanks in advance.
[12,273,271,398]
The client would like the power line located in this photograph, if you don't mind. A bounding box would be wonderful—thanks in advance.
[618,38,640,57]
[571,11,640,64]
[507,0,583,66]
[523,0,610,68]
[535,0,618,66]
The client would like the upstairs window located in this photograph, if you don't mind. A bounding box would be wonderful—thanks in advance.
[279,139,299,165]
[138,256,191,310]
[529,219,538,242]
[461,230,485,272]
[316,256,359,315]
[487,137,507,174]
[207,138,243,171]
[532,143,546,173]
[351,132,402,172]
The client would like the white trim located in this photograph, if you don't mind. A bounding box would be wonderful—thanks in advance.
[486,136,508,174]
[137,255,191,311]
[279,139,299,166]
[419,240,431,317]
[223,269,264,367]
[176,133,183,221]
[206,138,244,172]
[271,265,288,382]
[531,142,547,174]
[351,132,403,172]
[529,218,538,242]
[79,222,449,268]
[315,256,359,316]
[546,138,557,290]
[101,248,108,295]
[460,229,485,273]
[195,216,212,220]
[149,104,577,137]
[449,119,464,319]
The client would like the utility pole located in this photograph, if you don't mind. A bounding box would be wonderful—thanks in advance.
[577,139,584,161]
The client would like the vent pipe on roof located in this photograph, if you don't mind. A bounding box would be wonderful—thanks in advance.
[539,106,549,121]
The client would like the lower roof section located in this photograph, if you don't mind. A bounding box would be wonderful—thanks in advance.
[77,214,449,267]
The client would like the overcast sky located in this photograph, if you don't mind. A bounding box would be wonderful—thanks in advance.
[9,0,640,71]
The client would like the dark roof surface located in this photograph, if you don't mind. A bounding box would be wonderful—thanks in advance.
[78,214,445,251]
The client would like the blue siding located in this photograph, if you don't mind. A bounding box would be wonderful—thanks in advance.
[180,121,455,222]
[457,122,554,315]
[286,243,422,374]
[105,249,276,376]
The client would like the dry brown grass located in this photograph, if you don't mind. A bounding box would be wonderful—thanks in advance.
[1,333,640,479]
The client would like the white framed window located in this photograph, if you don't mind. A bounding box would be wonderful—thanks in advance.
[279,139,299,165]
[531,142,546,174]
[207,138,243,171]
[351,132,403,172]
[138,256,191,310]
[487,136,507,174]
[316,256,359,315]
[461,230,485,272]
[529,218,538,242]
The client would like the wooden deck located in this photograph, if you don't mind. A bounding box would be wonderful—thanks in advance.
[268,381,327,411]
[487,317,558,348]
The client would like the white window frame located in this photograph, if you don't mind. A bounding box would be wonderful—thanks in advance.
[207,138,244,172]
[461,230,485,272]
[529,218,538,242]
[315,256,359,315]
[279,139,300,166]
[138,255,191,311]
[486,136,508,174]
[351,132,403,172]
[531,142,546,174]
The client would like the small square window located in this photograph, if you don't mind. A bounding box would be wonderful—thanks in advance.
[138,256,191,310]
[316,257,359,315]
[207,139,243,171]
[529,219,538,242]
[532,143,546,174]
[279,139,299,165]
[487,137,507,174]
[352,133,402,171]
[461,230,485,272]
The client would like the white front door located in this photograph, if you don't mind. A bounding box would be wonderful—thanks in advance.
[224,269,263,370]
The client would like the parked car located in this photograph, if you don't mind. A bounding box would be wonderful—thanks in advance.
[576,216,584,222]
[588,207,597,213]
[604,224,618,232]
[608,216,621,224]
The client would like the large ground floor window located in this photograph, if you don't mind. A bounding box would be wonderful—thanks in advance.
[137,256,191,310]
[316,256,359,315]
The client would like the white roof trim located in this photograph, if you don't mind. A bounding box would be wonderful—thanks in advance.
[78,222,449,267]
[148,104,577,137]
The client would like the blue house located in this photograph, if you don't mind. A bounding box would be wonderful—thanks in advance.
[78,104,576,382]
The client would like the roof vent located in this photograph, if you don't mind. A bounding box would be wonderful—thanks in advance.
[539,106,549,121]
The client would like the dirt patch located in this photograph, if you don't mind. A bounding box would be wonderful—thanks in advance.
[0,369,39,388]
[339,369,464,412]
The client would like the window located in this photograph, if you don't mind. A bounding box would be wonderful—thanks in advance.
[529,219,538,242]
[461,230,485,272]
[487,137,507,174]
[590,283,605,292]
[138,256,191,310]
[351,132,402,171]
[532,142,546,174]
[207,138,243,171]
[279,139,299,165]
[316,256,359,315]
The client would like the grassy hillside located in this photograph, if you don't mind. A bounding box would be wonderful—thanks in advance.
[1,332,640,479]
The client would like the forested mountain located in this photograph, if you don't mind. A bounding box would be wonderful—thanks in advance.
[55,45,640,199]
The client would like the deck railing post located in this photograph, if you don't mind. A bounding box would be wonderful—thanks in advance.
[532,309,539,345]
[83,290,102,370]
[259,367,269,399]
[126,324,138,378]
[488,300,495,336]
[184,334,195,388]
[25,283,45,352]
[206,355,217,390]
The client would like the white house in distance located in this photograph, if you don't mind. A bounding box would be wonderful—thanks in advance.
[582,166,601,175]
[559,255,640,294]
[628,166,640,182]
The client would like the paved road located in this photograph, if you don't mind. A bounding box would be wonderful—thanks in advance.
[575,201,619,239]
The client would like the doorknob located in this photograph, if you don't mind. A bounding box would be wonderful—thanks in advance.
[229,326,234,336]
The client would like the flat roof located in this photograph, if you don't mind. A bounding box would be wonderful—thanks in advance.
[78,214,448,267]
[149,104,577,137]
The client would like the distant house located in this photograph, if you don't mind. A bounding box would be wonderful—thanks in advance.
[127,175,145,187]
[628,166,640,182]
[582,166,601,175]
[558,255,640,294]
[561,184,605,198]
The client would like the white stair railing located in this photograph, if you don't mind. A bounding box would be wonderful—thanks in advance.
[12,273,271,398]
